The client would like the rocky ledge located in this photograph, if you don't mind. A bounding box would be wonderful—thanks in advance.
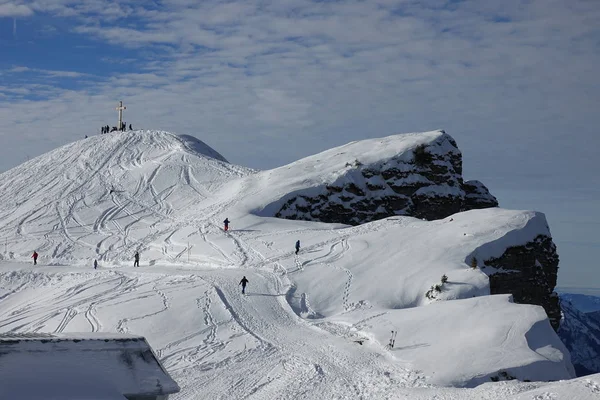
[274,132,497,225]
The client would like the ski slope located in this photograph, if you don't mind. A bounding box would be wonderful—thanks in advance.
[0,131,253,267]
[0,130,595,399]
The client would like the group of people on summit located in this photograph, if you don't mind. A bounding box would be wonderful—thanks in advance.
[101,123,132,134]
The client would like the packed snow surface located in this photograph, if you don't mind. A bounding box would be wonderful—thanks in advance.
[0,130,589,399]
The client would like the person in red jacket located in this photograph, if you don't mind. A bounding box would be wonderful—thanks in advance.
[32,251,38,265]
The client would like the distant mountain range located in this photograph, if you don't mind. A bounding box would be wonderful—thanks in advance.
[558,293,600,376]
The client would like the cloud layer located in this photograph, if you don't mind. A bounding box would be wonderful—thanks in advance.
[1,0,598,173]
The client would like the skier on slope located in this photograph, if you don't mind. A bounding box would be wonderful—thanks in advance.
[32,251,38,265]
[239,276,249,295]
[94,259,98,270]
[223,218,230,231]
[134,251,140,267]
[295,240,300,255]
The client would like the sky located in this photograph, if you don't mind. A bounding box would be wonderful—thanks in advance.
[0,0,599,290]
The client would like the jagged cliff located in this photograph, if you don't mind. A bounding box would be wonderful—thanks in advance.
[274,131,497,225]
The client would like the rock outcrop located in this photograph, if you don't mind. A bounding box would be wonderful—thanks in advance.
[462,180,499,210]
[483,235,561,331]
[274,132,497,225]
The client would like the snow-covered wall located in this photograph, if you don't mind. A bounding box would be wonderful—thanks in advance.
[0,333,180,399]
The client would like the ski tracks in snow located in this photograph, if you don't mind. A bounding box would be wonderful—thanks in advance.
[54,307,78,334]
[176,269,422,399]
[0,262,426,399]
[85,302,102,332]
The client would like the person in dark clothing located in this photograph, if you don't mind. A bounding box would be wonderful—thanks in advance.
[129,124,132,130]
[295,240,300,255]
[239,276,249,294]
[223,218,230,231]
[32,251,38,265]
[94,259,98,269]
[134,251,140,267]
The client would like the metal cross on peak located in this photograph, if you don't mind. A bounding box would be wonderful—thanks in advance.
[115,101,126,130]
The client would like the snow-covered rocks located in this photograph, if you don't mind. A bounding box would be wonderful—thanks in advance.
[258,130,497,225]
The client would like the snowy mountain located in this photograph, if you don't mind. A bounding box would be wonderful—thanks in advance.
[559,292,600,314]
[557,295,600,376]
[589,310,600,324]
[0,129,593,399]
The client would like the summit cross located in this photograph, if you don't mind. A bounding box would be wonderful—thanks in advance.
[115,101,126,130]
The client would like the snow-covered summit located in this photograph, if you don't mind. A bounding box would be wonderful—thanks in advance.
[0,130,253,265]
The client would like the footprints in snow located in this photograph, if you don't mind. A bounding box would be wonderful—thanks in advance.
[198,288,218,344]
[325,239,354,312]
[341,268,353,312]
[586,379,600,393]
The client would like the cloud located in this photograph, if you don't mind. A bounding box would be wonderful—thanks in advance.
[251,88,312,128]
[0,2,33,17]
[7,66,89,78]
[0,0,598,178]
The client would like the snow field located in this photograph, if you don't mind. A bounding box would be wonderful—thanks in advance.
[0,130,593,399]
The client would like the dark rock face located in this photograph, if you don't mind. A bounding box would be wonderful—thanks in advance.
[274,134,498,225]
[463,180,498,210]
[483,235,561,331]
